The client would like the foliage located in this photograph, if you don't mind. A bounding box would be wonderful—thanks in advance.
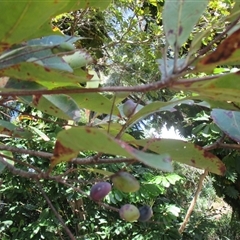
[1,0,240,239]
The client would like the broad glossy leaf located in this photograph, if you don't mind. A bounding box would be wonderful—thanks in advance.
[114,92,130,105]
[194,98,240,111]
[172,72,240,104]
[51,127,173,172]
[98,124,137,142]
[62,50,93,70]
[0,35,85,72]
[163,0,208,48]
[0,78,46,92]
[70,93,120,116]
[129,139,225,175]
[21,94,81,121]
[0,120,33,139]
[97,124,135,141]
[197,29,240,72]
[27,35,80,46]
[0,0,110,51]
[211,109,240,142]
[86,69,101,88]
[34,95,81,121]
[0,62,90,88]
[29,126,50,141]
[127,99,194,126]
[0,45,73,72]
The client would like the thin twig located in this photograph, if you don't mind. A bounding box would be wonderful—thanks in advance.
[36,181,76,240]
[178,169,208,234]
[0,153,41,173]
[51,178,120,212]
[0,156,39,179]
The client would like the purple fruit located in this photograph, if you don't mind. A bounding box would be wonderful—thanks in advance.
[90,182,112,202]
[119,204,140,222]
[138,205,153,222]
[111,171,140,193]
[122,100,137,117]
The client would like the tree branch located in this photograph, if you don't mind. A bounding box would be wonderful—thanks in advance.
[0,153,42,173]
[36,181,76,240]
[178,169,208,234]
[0,143,135,164]
[0,79,171,96]
[0,156,39,179]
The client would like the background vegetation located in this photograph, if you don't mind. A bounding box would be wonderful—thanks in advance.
[0,0,240,239]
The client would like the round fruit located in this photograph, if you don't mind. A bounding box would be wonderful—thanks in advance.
[119,204,140,222]
[111,171,140,193]
[122,99,137,117]
[90,182,112,202]
[138,205,153,222]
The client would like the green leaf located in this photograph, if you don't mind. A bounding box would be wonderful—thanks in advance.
[127,99,194,126]
[0,78,46,92]
[166,205,181,217]
[129,139,225,175]
[98,124,136,142]
[166,173,182,185]
[172,72,240,104]
[0,145,14,174]
[152,176,171,188]
[0,35,87,73]
[0,120,33,139]
[196,49,240,73]
[0,45,73,73]
[0,62,90,88]
[62,50,93,71]
[29,126,50,141]
[52,127,173,172]
[225,186,239,199]
[211,109,240,142]
[194,98,240,111]
[163,0,208,48]
[27,35,80,46]
[0,0,110,51]
[196,29,240,72]
[70,93,120,116]
[37,95,81,121]
[21,94,81,121]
